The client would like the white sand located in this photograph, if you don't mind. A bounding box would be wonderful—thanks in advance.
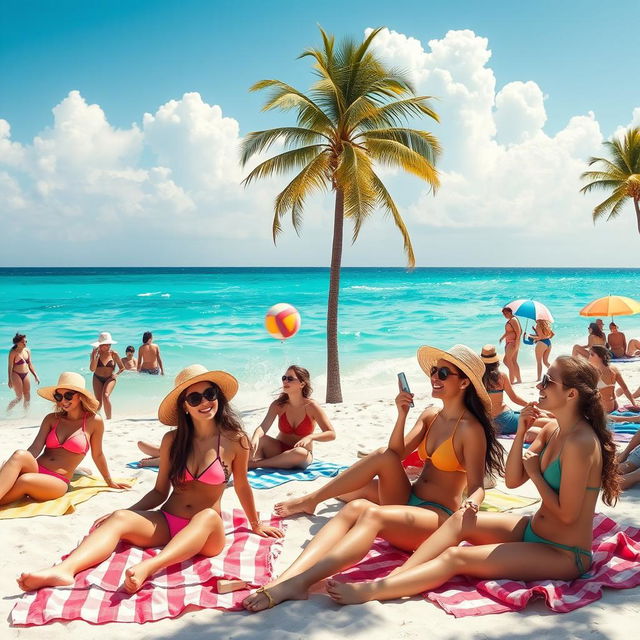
[2,362,639,639]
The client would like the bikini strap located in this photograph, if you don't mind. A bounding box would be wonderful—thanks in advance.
[425,410,441,435]
[82,412,87,431]
[216,429,222,455]
[451,411,465,435]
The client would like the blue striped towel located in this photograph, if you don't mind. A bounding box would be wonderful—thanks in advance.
[126,460,348,490]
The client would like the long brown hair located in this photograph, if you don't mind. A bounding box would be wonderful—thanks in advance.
[556,355,619,506]
[169,383,246,486]
[275,365,312,406]
[482,361,502,391]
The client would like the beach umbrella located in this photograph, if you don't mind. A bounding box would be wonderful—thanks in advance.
[579,295,640,319]
[504,299,554,322]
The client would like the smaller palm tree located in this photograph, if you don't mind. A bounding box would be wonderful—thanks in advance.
[580,126,640,234]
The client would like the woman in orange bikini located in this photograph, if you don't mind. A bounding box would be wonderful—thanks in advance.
[7,333,40,412]
[0,372,126,505]
[18,365,282,594]
[249,365,335,469]
[245,345,504,611]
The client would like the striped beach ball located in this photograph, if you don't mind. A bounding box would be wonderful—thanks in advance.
[265,303,301,340]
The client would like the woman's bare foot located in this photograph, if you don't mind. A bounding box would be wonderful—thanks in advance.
[326,579,373,604]
[17,567,75,592]
[139,457,159,467]
[123,562,153,594]
[274,495,318,517]
[242,579,308,612]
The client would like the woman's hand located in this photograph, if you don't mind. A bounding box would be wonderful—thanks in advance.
[293,435,313,448]
[106,479,132,490]
[251,522,284,538]
[90,512,112,532]
[8,379,12,389]
[522,449,541,477]
[250,435,261,459]
[394,391,414,415]
[458,498,479,513]
[518,403,541,430]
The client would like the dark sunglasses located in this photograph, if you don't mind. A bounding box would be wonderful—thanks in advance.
[54,391,77,402]
[185,386,219,407]
[540,373,566,389]
[430,366,461,381]
[282,375,298,382]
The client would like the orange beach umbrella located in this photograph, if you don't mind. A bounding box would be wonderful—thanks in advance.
[579,295,640,318]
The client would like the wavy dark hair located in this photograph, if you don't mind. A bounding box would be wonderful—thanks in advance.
[482,361,502,391]
[590,344,611,367]
[142,331,153,344]
[11,333,26,349]
[445,361,506,477]
[589,322,605,340]
[555,355,619,506]
[275,365,312,406]
[169,383,246,486]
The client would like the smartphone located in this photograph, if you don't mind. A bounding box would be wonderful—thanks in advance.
[397,372,414,407]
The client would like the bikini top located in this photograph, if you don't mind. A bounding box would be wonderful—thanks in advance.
[45,413,90,455]
[97,359,115,369]
[278,411,314,437]
[597,372,614,390]
[13,352,30,366]
[180,431,230,486]
[417,411,465,473]
[539,428,599,493]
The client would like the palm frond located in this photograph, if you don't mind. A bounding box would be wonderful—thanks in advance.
[354,96,440,130]
[365,137,439,188]
[363,128,441,166]
[591,184,628,221]
[242,145,325,186]
[240,127,330,166]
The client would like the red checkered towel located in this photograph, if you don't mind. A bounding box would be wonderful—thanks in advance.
[12,510,284,626]
[334,513,640,617]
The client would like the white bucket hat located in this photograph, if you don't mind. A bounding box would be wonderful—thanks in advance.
[92,331,117,347]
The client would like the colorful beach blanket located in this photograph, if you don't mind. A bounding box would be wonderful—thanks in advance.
[11,510,284,626]
[0,475,134,520]
[127,460,349,490]
[335,513,640,617]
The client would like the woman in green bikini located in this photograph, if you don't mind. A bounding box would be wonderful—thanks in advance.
[325,355,619,605]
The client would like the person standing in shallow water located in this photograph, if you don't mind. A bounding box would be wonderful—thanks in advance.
[499,307,522,384]
[121,346,137,371]
[137,332,164,375]
[7,333,40,412]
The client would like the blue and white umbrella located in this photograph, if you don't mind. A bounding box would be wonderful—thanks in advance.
[504,299,554,322]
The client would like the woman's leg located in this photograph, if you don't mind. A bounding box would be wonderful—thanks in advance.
[0,449,40,501]
[6,372,25,412]
[92,376,104,413]
[621,466,640,490]
[138,441,161,457]
[243,500,444,612]
[572,345,588,358]
[0,472,68,505]
[17,509,168,591]
[248,445,312,470]
[102,378,116,420]
[535,344,544,380]
[274,448,411,517]
[124,508,225,593]
[542,344,551,368]
[22,375,32,410]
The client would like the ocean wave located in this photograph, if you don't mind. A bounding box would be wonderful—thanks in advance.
[137,292,162,297]
[347,285,410,292]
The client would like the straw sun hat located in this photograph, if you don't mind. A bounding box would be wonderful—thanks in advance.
[417,344,491,413]
[38,371,100,413]
[91,332,117,347]
[480,344,501,365]
[158,364,239,426]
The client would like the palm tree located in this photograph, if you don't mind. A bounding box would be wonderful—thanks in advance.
[580,126,640,234]
[241,28,441,403]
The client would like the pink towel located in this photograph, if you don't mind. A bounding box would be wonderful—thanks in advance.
[334,513,640,617]
[12,510,284,625]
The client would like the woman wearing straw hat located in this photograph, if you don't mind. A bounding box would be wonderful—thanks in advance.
[325,356,620,605]
[89,332,124,420]
[18,365,282,594]
[0,372,127,505]
[245,345,504,611]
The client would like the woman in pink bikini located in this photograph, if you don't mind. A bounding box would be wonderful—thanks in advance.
[0,372,126,505]
[7,333,40,412]
[18,364,282,594]
[249,365,335,469]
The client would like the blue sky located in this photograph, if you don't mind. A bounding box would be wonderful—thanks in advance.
[1,0,639,266]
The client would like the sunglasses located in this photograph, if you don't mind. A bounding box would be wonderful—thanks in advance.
[430,366,461,381]
[185,386,219,407]
[282,375,299,382]
[540,373,566,389]
[54,391,77,402]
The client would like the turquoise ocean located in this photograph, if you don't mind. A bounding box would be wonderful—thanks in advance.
[1,267,639,418]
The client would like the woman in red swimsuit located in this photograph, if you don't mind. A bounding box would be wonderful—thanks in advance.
[18,364,282,594]
[249,365,335,469]
[7,332,40,412]
[0,371,126,505]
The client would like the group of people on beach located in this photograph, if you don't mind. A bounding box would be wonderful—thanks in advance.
[2,329,637,612]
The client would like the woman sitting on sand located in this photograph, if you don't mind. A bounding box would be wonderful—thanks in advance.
[89,332,124,420]
[480,345,528,435]
[323,356,620,606]
[0,372,126,505]
[587,346,637,413]
[249,366,335,469]
[572,323,606,359]
[7,332,40,412]
[243,345,504,611]
[18,365,282,594]
[529,319,554,381]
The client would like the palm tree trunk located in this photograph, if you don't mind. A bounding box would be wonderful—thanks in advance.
[635,197,640,234]
[326,188,344,403]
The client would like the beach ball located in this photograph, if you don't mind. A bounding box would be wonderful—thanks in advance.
[265,303,301,340]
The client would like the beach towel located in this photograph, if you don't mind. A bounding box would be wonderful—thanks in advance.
[11,509,284,626]
[127,460,349,490]
[0,475,134,520]
[334,512,640,617]
[611,356,640,363]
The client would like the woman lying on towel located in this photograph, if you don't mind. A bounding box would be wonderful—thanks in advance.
[0,372,127,505]
[249,365,335,469]
[243,344,505,611]
[18,365,282,594]
[323,356,620,605]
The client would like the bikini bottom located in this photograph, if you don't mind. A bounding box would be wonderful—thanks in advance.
[37,463,71,485]
[13,370,28,381]
[140,368,160,375]
[406,490,454,516]
[161,509,191,537]
[93,373,115,384]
